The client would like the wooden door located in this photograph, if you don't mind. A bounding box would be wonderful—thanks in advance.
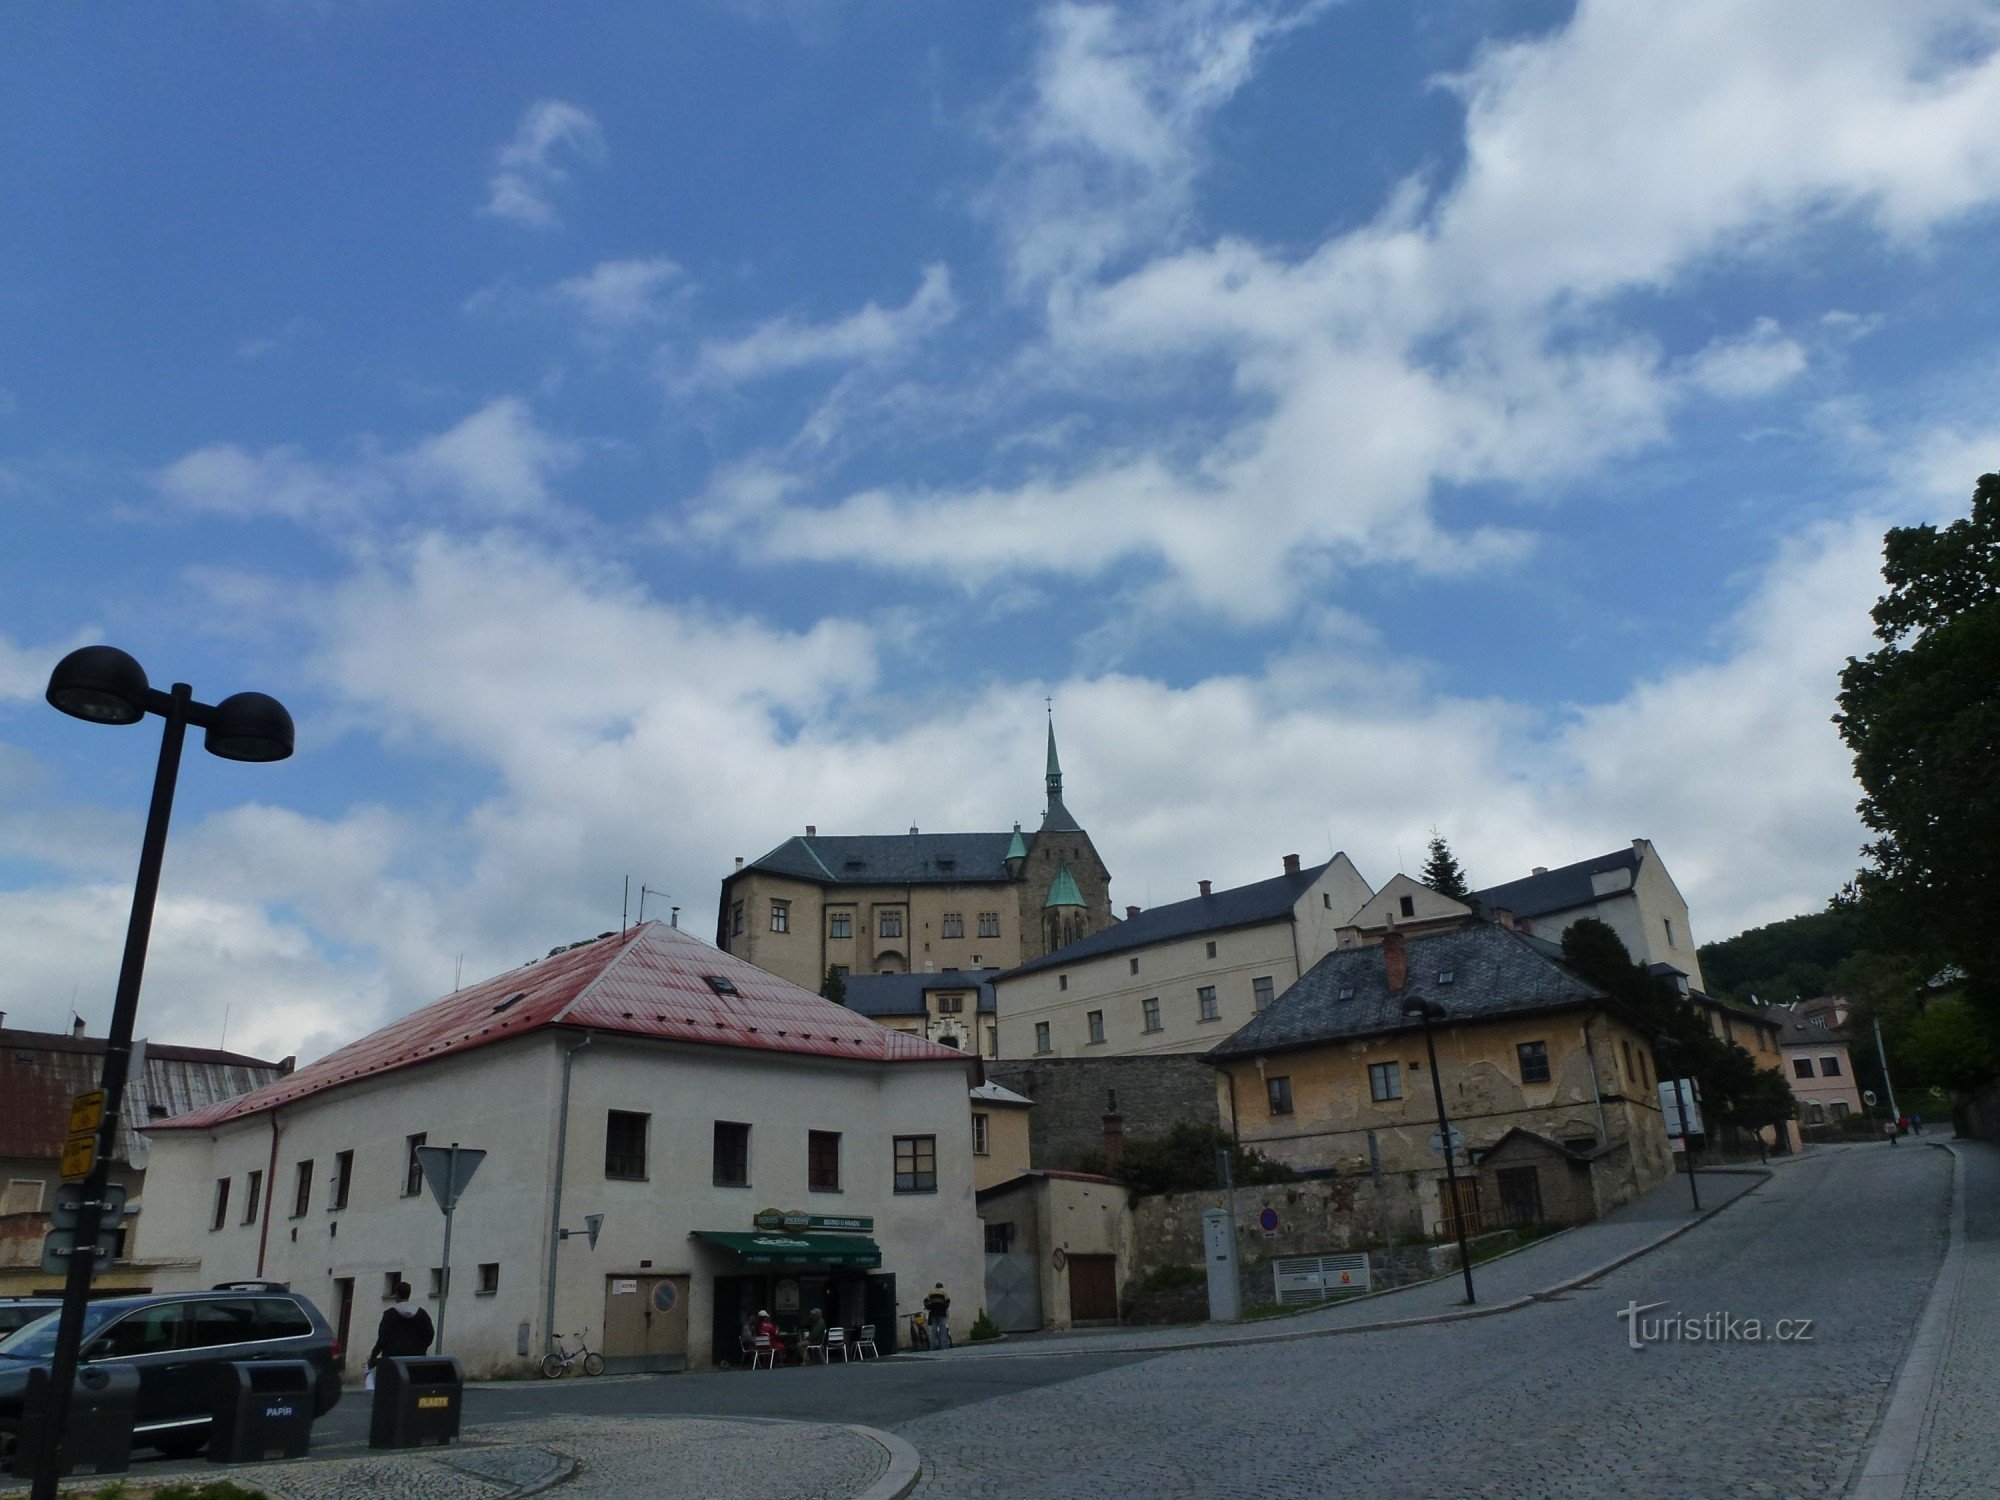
[1496,1167,1542,1226]
[1442,1178,1483,1238]
[1066,1255,1118,1324]
[603,1274,690,1371]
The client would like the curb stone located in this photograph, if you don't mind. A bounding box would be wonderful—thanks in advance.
[1847,1140,1964,1499]
[905,1167,1773,1363]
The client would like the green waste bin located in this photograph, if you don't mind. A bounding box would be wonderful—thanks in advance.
[4,1364,139,1478]
[368,1355,463,1448]
[209,1359,315,1462]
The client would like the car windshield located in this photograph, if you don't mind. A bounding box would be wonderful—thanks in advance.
[0,1303,125,1361]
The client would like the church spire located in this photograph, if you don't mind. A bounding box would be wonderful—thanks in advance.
[1040,711,1081,833]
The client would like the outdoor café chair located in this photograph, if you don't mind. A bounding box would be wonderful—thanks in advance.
[825,1326,851,1363]
[857,1324,879,1359]
[750,1334,778,1370]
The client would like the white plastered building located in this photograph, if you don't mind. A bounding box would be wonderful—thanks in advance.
[142,922,984,1377]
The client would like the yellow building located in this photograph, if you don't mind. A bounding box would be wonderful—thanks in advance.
[969,1081,1034,1193]
[840,971,1001,1059]
[717,725,1114,992]
[1208,926,1674,1232]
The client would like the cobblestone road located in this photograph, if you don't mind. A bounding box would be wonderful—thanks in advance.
[899,1144,1952,1499]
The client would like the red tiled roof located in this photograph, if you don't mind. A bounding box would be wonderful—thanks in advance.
[152,922,972,1131]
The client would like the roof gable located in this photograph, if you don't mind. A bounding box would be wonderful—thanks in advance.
[1209,924,1606,1059]
[154,923,970,1131]
[841,970,998,1018]
[1472,845,1644,921]
[1002,861,1335,978]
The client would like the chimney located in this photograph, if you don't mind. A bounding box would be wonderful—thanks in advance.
[1198,879,1212,898]
[670,906,680,929]
[805,825,816,837]
[1283,853,1301,876]
[1125,905,1141,921]
[1530,866,1548,876]
[72,1016,86,1038]
[734,856,744,870]
[1383,931,1408,993]
[910,826,919,836]
[277,1055,297,1076]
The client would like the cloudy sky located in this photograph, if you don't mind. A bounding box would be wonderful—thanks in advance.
[4,1,1998,1061]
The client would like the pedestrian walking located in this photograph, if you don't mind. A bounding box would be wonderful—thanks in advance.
[367,1280,435,1390]
[924,1282,952,1349]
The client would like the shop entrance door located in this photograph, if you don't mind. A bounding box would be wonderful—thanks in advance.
[1067,1255,1118,1324]
[602,1274,690,1373]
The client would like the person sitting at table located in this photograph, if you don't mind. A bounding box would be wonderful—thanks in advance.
[803,1306,828,1357]
[753,1308,781,1355]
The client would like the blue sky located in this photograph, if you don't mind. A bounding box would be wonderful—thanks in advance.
[4,0,1999,1059]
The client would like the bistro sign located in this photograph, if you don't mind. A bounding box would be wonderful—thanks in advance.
[753,1208,875,1234]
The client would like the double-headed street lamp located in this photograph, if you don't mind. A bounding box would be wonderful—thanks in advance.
[1403,997,1476,1306]
[31,646,291,1500]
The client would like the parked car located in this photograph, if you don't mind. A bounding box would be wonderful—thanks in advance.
[0,1289,342,1459]
[0,1302,59,1341]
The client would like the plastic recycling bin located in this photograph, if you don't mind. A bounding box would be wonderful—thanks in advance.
[368,1355,463,1449]
[209,1358,315,1462]
[4,1363,139,1478]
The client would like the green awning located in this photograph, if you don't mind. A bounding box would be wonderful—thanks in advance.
[692,1230,882,1270]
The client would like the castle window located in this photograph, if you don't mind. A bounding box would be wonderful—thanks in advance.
[1087,1010,1106,1045]
[1205,941,1217,959]
[1142,998,1162,1032]
[978,912,1000,937]
[1198,986,1219,1022]
[1058,975,1068,991]
[1034,1021,1051,1053]
[769,901,789,934]
[1129,957,1140,975]
[730,902,744,936]
[942,913,964,938]
[829,912,852,939]
[880,910,904,939]
[1253,976,1274,1011]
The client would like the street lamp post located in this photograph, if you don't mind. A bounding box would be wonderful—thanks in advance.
[1656,1038,1701,1212]
[1403,998,1475,1306]
[32,647,291,1500]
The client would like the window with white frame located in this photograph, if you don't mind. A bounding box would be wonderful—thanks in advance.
[1252,976,1274,1011]
[879,910,904,939]
[942,913,964,938]
[978,912,1000,937]
[1034,1021,1052,1054]
[1087,1010,1106,1044]
[770,901,789,933]
[1141,997,1162,1032]
[1369,1062,1402,1102]
[1198,986,1219,1022]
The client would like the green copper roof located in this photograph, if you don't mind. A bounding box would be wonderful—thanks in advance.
[1006,824,1029,861]
[1044,863,1085,909]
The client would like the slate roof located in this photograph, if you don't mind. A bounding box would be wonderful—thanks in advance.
[841,970,998,1019]
[735,831,1018,887]
[1774,1007,1849,1046]
[153,922,972,1132]
[1001,861,1333,979]
[1208,924,1608,1060]
[1472,845,1643,921]
[0,1029,283,1164]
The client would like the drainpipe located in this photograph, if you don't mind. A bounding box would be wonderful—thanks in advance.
[1580,1019,1622,1200]
[544,1031,594,1358]
[255,1109,281,1278]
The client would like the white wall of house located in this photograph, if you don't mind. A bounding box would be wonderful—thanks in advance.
[1513,844,1705,991]
[142,1033,983,1377]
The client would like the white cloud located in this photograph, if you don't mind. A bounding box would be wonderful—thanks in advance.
[692,265,959,385]
[484,100,605,229]
[404,398,579,518]
[708,0,2000,620]
[154,398,576,529]
[1688,319,1808,398]
[553,257,687,331]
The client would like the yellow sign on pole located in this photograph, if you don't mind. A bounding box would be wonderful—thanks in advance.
[60,1132,98,1181]
[68,1090,106,1136]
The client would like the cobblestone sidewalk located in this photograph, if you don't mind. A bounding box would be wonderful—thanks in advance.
[10,1416,896,1500]
[1908,1140,2000,1500]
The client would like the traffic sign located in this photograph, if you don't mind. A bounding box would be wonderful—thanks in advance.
[1257,1206,1279,1238]
[68,1090,106,1136]
[1863,1090,1878,1106]
[59,1133,99,1181]
[40,1226,118,1276]
[1427,1127,1466,1157]
[416,1144,486,1213]
[50,1182,127,1232]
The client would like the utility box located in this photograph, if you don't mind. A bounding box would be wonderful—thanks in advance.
[210,1359,315,1462]
[4,1364,139,1478]
[1202,1208,1241,1323]
[368,1355,463,1449]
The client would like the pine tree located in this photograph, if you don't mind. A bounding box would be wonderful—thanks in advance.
[1421,833,1471,900]
[820,966,848,1007]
